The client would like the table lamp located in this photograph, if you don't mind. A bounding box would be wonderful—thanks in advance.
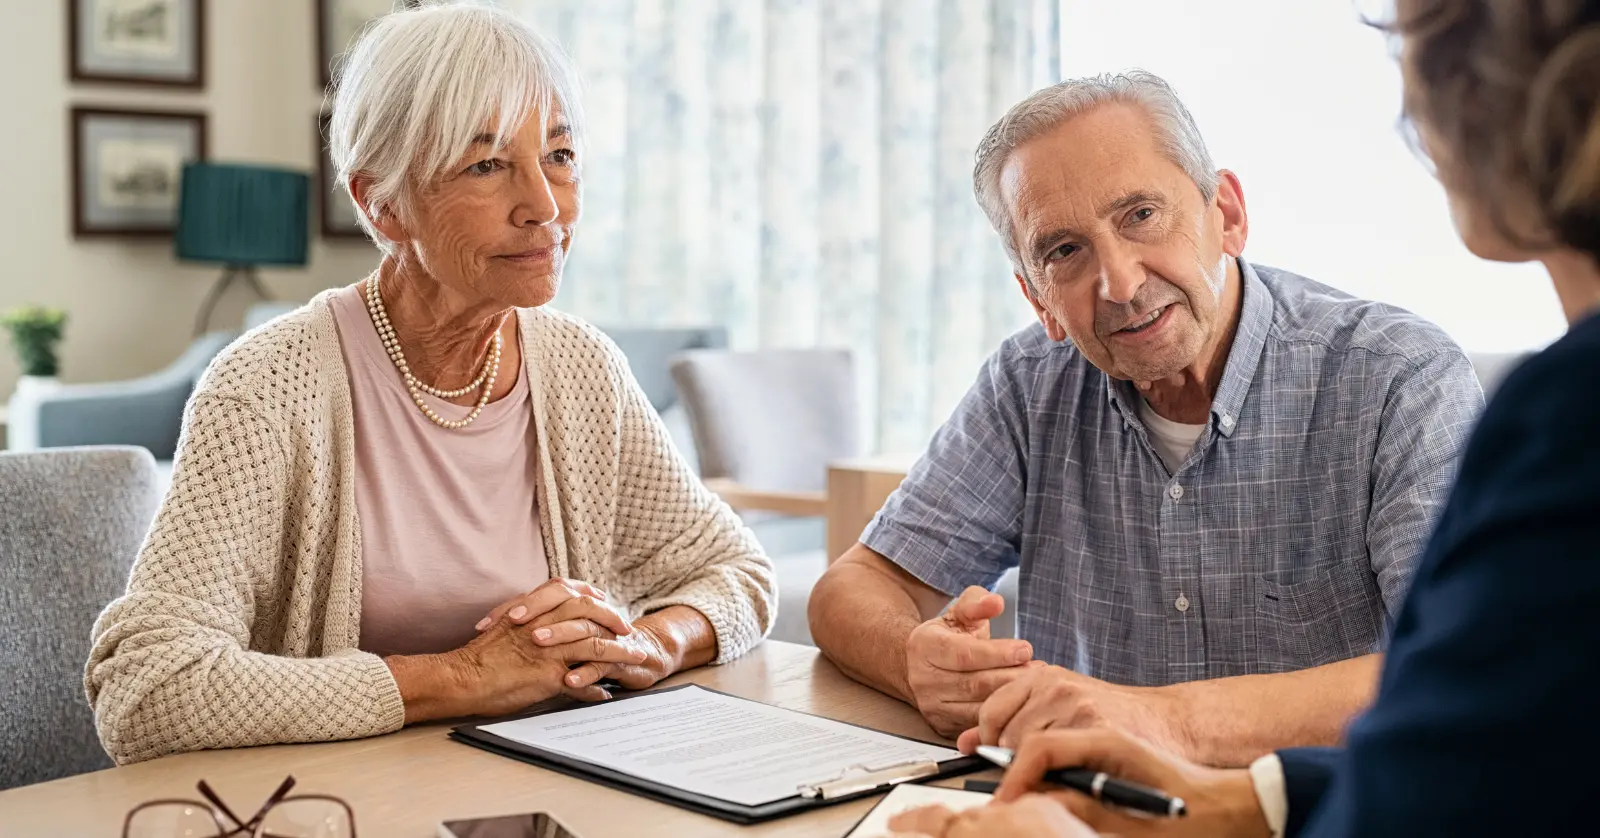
[175,162,310,336]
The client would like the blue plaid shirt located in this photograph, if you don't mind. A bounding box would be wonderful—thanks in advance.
[862,260,1483,687]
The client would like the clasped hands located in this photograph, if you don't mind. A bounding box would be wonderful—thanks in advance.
[450,577,673,716]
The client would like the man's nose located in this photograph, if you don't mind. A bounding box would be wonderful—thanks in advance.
[1096,241,1144,305]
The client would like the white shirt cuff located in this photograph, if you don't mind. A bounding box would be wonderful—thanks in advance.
[1248,752,1289,838]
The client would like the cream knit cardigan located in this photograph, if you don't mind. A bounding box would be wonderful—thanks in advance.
[85,291,776,765]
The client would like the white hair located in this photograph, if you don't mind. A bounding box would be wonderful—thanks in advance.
[328,1,584,253]
[973,70,1217,282]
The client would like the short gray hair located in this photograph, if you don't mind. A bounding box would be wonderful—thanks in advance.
[329,1,584,253]
[973,70,1217,280]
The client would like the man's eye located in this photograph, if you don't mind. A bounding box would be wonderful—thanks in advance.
[1048,243,1078,261]
[1131,207,1155,222]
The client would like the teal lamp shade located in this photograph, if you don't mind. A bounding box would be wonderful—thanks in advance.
[175,163,310,266]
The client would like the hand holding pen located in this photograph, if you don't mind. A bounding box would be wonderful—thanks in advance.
[976,729,1276,838]
[978,745,1187,818]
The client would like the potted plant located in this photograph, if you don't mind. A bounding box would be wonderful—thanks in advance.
[2,306,67,395]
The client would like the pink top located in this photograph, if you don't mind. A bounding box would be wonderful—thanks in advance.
[328,282,549,658]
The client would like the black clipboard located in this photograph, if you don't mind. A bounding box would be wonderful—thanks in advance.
[449,684,987,825]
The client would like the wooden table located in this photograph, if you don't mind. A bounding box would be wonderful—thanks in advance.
[825,456,916,562]
[0,641,993,836]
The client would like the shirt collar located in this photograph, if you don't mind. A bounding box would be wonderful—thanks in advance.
[1104,257,1272,439]
[1209,259,1272,438]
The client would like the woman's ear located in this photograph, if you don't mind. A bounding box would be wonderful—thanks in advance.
[348,176,408,245]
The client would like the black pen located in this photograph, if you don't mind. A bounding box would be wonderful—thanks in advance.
[975,745,1188,818]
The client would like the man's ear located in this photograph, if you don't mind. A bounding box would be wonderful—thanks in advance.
[1014,272,1068,342]
[1214,169,1248,258]
[348,176,408,245]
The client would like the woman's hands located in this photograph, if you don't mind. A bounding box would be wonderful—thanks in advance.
[388,578,644,722]
[475,578,682,695]
[449,608,648,716]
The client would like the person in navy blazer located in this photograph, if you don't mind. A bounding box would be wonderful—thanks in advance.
[885,0,1600,835]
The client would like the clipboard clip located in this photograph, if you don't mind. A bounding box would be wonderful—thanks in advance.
[797,759,942,800]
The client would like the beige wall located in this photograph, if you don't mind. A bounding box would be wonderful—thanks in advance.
[0,1,380,398]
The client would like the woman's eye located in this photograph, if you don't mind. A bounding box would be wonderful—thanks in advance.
[465,159,503,176]
[547,148,577,166]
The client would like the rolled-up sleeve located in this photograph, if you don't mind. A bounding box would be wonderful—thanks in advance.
[862,346,1029,596]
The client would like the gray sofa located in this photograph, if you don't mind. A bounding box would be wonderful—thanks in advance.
[0,447,159,789]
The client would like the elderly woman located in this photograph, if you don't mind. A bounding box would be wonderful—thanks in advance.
[86,3,774,765]
[890,0,1600,836]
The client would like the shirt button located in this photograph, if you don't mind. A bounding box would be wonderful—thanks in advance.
[1221,413,1235,429]
[1168,484,1184,500]
[1175,594,1190,612]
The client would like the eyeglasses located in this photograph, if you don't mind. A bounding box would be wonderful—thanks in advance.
[122,776,356,838]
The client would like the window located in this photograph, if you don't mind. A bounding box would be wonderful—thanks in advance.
[1060,0,1564,353]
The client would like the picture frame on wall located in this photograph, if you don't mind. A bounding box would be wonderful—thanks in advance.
[317,0,419,89]
[317,112,367,239]
[70,106,207,238]
[68,0,205,88]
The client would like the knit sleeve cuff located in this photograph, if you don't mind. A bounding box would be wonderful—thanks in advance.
[343,649,408,734]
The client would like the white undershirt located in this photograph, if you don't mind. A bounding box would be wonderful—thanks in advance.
[1136,397,1207,473]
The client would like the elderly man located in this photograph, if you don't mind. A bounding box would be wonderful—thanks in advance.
[808,70,1482,767]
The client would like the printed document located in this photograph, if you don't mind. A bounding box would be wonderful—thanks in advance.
[478,685,961,807]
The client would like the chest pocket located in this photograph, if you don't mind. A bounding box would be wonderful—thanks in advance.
[1254,561,1385,673]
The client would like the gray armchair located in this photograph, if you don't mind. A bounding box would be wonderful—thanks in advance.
[670,349,860,645]
[600,326,728,475]
[0,447,160,789]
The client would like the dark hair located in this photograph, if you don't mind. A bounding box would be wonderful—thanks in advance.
[1380,0,1600,260]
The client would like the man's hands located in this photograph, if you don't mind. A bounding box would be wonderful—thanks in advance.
[905,586,1038,738]
[955,664,1197,760]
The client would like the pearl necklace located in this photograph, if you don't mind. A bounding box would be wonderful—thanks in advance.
[363,276,501,430]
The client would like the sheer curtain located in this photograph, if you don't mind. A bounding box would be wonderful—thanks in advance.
[513,0,1059,452]
[1059,0,1564,354]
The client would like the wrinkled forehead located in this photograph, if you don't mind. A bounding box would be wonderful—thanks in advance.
[1000,105,1193,237]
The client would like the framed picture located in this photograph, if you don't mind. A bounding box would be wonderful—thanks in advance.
[68,0,204,88]
[70,107,207,238]
[317,0,419,89]
[317,112,367,239]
